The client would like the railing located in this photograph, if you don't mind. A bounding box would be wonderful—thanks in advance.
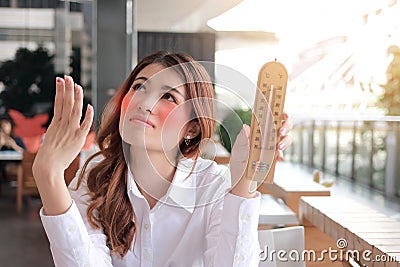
[285,116,400,198]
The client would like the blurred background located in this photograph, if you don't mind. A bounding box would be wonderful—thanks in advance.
[0,0,399,266]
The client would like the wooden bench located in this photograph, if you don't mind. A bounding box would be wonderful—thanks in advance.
[300,196,400,267]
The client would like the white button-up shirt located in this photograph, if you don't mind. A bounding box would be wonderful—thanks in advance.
[40,157,261,267]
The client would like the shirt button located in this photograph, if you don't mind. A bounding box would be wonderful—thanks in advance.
[238,234,247,240]
[68,225,76,233]
[144,224,149,230]
[235,254,245,261]
[241,214,250,221]
[144,252,151,261]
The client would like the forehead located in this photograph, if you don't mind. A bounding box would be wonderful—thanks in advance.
[136,63,185,87]
[0,120,10,126]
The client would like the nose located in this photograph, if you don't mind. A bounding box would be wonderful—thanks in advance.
[138,106,152,113]
[135,92,157,114]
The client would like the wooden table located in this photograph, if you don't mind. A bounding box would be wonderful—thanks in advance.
[258,163,331,216]
[258,194,298,229]
[0,151,23,161]
[256,164,344,266]
[0,151,23,193]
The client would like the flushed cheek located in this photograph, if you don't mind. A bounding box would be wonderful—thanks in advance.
[121,92,134,114]
[160,104,190,130]
[158,105,175,125]
[120,93,137,137]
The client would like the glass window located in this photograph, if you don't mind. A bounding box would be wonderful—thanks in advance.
[70,2,81,12]
[0,0,10,7]
[18,0,57,8]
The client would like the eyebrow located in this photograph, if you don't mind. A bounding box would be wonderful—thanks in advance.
[161,85,186,99]
[134,76,186,99]
[135,76,147,81]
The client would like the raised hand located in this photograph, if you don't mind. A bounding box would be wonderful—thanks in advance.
[229,112,293,198]
[32,76,93,215]
[0,131,24,152]
[34,76,93,176]
[0,132,6,147]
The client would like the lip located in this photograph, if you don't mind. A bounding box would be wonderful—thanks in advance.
[129,115,155,128]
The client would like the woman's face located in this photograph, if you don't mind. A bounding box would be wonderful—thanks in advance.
[119,63,193,153]
[0,121,12,135]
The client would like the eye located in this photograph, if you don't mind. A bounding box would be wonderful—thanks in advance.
[131,83,145,91]
[162,92,177,103]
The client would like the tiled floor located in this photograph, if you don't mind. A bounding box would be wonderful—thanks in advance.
[0,183,54,267]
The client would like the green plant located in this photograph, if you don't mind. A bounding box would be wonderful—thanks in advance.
[379,45,400,115]
[218,108,252,153]
[0,46,56,114]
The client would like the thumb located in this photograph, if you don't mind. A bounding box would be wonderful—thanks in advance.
[231,124,250,163]
[230,124,251,186]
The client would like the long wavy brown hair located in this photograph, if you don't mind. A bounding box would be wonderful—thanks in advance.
[76,51,215,257]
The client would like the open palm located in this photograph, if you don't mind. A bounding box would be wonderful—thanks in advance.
[34,76,93,174]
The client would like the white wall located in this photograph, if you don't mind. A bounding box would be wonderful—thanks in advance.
[0,8,83,30]
[0,41,54,61]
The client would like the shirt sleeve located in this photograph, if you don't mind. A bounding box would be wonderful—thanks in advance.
[204,190,261,267]
[40,168,113,267]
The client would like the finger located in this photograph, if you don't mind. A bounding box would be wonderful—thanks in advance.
[61,76,74,123]
[53,77,65,121]
[277,134,293,151]
[281,112,289,120]
[233,124,250,148]
[231,124,250,163]
[276,150,284,162]
[229,125,251,186]
[79,104,94,138]
[70,84,83,127]
[279,118,293,136]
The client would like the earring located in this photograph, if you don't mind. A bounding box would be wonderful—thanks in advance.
[184,135,191,145]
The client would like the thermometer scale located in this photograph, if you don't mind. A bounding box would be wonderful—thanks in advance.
[246,60,288,184]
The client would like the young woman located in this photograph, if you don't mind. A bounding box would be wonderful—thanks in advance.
[0,117,26,182]
[33,51,292,266]
[0,118,25,153]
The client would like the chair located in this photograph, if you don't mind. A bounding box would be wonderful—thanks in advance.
[259,194,299,228]
[17,152,38,212]
[258,226,305,267]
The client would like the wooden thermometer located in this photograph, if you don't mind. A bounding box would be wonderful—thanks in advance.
[246,60,288,184]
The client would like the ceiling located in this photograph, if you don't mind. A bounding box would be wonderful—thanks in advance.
[136,0,243,32]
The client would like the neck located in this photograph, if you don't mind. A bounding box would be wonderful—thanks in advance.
[128,146,179,204]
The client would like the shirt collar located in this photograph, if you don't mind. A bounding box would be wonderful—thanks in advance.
[126,157,197,213]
